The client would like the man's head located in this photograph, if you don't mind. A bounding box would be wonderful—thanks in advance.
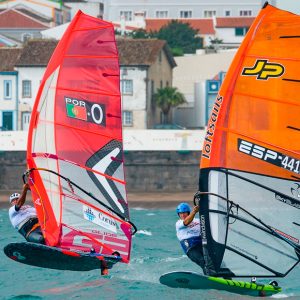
[176,202,191,220]
[9,193,20,205]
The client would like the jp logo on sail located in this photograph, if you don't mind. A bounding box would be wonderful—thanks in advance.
[242,59,285,80]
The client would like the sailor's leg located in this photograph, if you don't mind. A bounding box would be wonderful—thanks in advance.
[26,226,45,244]
[186,244,216,276]
[186,244,205,269]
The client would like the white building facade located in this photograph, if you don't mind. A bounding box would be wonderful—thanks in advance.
[172,50,236,128]
[15,66,45,130]
[102,0,267,21]
[121,67,147,129]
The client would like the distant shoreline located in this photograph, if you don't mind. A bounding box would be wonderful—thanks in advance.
[0,190,195,209]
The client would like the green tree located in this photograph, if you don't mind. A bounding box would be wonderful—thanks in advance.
[154,20,203,54]
[154,87,186,123]
[208,37,223,50]
[129,29,152,39]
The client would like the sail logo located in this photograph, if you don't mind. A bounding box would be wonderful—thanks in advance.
[86,140,127,217]
[200,214,207,242]
[35,198,41,206]
[83,205,117,233]
[202,95,223,159]
[242,59,284,80]
[65,97,106,126]
[84,207,96,221]
[65,97,87,121]
[238,139,300,175]
[275,193,300,210]
[12,251,26,261]
[238,139,279,162]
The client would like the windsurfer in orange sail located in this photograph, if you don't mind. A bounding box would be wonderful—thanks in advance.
[175,202,233,278]
[8,183,45,244]
[175,203,208,270]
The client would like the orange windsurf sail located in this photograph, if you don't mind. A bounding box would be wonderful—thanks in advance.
[198,3,300,278]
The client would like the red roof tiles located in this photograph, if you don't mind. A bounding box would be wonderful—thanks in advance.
[145,19,215,35]
[0,9,49,29]
[216,17,255,28]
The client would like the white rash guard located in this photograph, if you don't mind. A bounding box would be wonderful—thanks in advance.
[9,205,37,229]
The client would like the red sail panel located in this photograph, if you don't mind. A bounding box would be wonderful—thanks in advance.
[27,11,133,262]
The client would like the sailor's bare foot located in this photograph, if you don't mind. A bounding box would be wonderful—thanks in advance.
[101,268,109,275]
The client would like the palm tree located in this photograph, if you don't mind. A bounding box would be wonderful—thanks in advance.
[154,87,186,124]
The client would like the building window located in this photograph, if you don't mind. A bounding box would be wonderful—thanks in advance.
[240,10,252,16]
[180,10,192,18]
[160,80,163,88]
[123,111,133,126]
[4,80,12,99]
[121,79,133,95]
[235,27,249,36]
[22,80,31,98]
[55,11,63,25]
[156,10,168,18]
[120,11,133,21]
[151,80,154,95]
[225,10,231,16]
[65,11,71,22]
[204,10,216,18]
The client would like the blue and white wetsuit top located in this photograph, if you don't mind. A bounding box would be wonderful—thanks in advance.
[176,218,202,253]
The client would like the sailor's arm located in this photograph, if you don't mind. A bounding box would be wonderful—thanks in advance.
[16,183,30,209]
[183,205,199,226]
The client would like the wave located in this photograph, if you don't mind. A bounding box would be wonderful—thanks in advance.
[136,230,152,236]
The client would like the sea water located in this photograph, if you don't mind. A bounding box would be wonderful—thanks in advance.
[0,208,299,300]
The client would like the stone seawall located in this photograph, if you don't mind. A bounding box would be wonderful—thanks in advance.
[0,151,200,192]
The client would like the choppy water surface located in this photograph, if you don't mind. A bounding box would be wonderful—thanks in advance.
[0,208,299,299]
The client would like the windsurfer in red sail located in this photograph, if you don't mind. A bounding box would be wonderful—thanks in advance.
[8,183,45,244]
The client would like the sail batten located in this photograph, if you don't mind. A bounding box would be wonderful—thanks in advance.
[199,4,300,278]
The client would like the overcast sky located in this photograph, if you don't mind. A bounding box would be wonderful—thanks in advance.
[275,0,300,14]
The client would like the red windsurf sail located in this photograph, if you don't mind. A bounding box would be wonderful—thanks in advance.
[26,11,136,264]
[198,3,300,278]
